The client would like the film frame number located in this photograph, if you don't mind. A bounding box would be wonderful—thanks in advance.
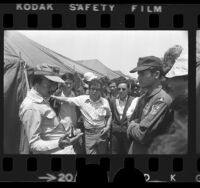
[58,173,75,182]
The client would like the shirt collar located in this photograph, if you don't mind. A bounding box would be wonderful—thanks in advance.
[85,96,103,104]
[146,85,162,98]
[117,96,128,103]
[27,88,45,103]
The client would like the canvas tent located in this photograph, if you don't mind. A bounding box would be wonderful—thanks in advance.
[113,70,134,80]
[3,31,108,154]
[4,31,131,154]
[77,59,122,80]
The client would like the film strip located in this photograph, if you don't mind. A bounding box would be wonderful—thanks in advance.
[0,3,199,183]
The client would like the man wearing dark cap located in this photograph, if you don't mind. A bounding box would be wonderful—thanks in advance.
[127,56,173,154]
[19,64,83,154]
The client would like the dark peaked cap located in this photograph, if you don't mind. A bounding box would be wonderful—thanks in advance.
[130,56,163,73]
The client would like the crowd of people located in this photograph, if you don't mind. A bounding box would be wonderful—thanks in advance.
[19,55,188,155]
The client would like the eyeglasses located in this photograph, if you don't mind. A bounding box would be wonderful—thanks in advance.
[118,88,127,91]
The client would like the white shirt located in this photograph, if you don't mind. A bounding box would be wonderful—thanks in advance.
[65,95,112,129]
[115,96,139,120]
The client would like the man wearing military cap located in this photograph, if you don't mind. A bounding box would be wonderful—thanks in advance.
[19,64,83,154]
[127,56,173,154]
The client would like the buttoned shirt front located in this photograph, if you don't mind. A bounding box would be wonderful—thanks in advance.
[65,95,112,129]
[19,88,74,154]
[116,96,128,120]
[116,96,139,120]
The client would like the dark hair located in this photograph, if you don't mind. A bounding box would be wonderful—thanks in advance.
[117,79,128,87]
[109,79,117,86]
[89,78,102,89]
[61,73,74,82]
[31,75,44,86]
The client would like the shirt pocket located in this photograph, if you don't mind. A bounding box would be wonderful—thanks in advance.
[42,110,59,129]
[97,107,107,118]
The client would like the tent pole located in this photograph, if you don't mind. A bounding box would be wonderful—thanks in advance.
[19,52,30,92]
[23,63,30,92]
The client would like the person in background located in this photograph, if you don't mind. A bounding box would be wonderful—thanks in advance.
[59,73,85,154]
[19,64,83,154]
[108,79,118,102]
[59,73,77,128]
[51,79,112,154]
[148,94,188,154]
[82,72,97,94]
[127,56,173,154]
[110,80,139,154]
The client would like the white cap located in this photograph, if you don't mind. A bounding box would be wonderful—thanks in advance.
[44,75,65,83]
[165,58,188,78]
[83,72,97,82]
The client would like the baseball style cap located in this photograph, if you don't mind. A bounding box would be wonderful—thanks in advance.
[130,56,163,73]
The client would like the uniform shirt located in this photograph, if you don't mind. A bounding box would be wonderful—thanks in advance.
[127,85,172,154]
[64,95,112,129]
[59,91,77,128]
[19,88,74,154]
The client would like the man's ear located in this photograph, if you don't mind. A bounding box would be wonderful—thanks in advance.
[154,71,161,79]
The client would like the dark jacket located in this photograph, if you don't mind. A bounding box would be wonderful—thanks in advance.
[110,96,135,133]
[127,85,173,154]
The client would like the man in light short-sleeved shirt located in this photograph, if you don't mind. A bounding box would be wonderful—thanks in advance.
[19,64,83,154]
[52,79,112,154]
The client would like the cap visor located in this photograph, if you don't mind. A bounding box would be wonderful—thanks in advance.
[130,66,150,73]
[45,75,65,83]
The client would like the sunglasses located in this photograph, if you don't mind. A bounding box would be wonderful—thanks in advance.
[118,88,127,91]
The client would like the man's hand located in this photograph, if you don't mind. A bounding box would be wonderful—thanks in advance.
[127,121,137,139]
[69,132,84,145]
[58,133,71,149]
[58,131,84,149]
[100,126,110,136]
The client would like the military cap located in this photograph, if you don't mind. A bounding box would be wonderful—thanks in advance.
[130,56,163,73]
[34,63,65,83]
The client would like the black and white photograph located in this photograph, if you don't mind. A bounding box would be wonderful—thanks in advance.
[4,30,188,155]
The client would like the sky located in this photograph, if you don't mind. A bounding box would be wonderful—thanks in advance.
[19,30,188,78]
